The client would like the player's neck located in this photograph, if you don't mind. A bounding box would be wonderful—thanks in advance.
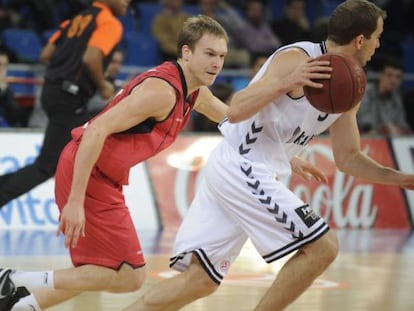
[324,40,354,55]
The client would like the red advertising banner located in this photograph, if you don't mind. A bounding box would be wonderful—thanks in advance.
[289,137,409,229]
[146,135,410,230]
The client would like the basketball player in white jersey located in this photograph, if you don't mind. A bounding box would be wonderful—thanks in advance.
[124,1,414,310]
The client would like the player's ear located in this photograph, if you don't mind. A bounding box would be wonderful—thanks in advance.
[181,45,191,61]
[354,34,365,50]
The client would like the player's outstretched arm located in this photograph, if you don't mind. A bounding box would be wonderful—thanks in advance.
[226,49,331,123]
[330,106,414,190]
[194,86,228,123]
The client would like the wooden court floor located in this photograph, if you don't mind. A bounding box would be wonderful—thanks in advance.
[1,229,414,311]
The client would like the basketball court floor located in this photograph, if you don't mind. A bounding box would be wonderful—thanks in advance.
[1,228,414,310]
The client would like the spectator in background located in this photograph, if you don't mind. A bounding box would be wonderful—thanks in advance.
[237,0,281,59]
[198,0,250,68]
[271,0,310,45]
[88,48,125,118]
[357,57,412,136]
[192,82,234,132]
[152,0,191,62]
[0,50,20,127]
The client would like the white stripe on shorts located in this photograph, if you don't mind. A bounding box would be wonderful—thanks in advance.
[170,249,224,285]
[263,222,329,263]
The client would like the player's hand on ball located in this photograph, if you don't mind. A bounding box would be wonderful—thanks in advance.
[286,58,332,91]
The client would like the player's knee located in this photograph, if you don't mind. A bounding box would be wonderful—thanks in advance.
[127,271,146,292]
[194,275,219,297]
[186,265,219,297]
[314,231,339,266]
[111,266,146,292]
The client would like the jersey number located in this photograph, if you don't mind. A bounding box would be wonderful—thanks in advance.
[67,14,92,38]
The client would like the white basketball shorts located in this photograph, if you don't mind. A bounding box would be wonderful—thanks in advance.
[170,141,329,284]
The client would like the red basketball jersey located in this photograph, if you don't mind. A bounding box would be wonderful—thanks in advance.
[71,61,199,185]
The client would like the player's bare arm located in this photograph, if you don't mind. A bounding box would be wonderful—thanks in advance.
[58,78,176,248]
[330,105,414,189]
[194,86,228,123]
[226,48,331,123]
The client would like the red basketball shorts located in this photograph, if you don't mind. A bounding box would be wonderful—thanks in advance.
[55,140,145,270]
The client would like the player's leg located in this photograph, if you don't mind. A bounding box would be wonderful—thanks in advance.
[52,263,146,293]
[125,256,216,311]
[3,264,146,310]
[232,164,338,311]
[254,231,337,310]
[122,158,248,310]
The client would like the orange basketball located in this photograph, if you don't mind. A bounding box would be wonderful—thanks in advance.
[303,53,367,114]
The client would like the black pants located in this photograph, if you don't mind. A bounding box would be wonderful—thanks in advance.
[0,82,90,207]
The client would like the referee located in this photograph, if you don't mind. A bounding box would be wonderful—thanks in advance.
[0,0,129,208]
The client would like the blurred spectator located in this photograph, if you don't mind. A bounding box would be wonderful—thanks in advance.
[152,0,191,62]
[358,57,412,136]
[237,0,281,59]
[270,0,310,45]
[192,82,234,132]
[198,0,250,68]
[0,50,20,127]
[88,49,125,117]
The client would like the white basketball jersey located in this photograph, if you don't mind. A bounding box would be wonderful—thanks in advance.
[219,41,342,179]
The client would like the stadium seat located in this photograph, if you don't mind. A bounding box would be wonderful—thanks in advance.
[1,29,42,63]
[122,32,160,67]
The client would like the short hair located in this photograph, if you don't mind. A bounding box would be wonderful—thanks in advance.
[177,14,228,58]
[327,0,387,45]
[380,56,403,72]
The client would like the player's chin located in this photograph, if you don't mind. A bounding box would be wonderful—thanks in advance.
[205,74,217,85]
